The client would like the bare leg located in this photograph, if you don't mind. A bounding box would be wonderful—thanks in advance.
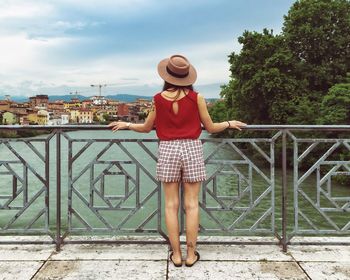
[163,181,182,263]
[183,181,201,264]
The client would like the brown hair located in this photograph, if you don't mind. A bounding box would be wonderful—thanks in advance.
[162,81,193,92]
[161,82,197,107]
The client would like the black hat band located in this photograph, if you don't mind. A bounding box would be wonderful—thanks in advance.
[166,66,189,78]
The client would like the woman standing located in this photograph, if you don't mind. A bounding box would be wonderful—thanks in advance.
[108,54,247,267]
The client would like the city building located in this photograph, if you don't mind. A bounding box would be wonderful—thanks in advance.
[69,108,80,123]
[27,111,39,124]
[48,101,65,112]
[82,99,93,109]
[78,108,93,123]
[117,103,129,116]
[0,94,150,125]
[128,104,141,122]
[64,100,82,110]
[19,114,30,125]
[136,98,152,105]
[94,109,117,122]
[9,103,29,115]
[90,95,108,106]
[37,110,49,125]
[61,114,69,125]
[0,100,10,111]
[29,95,49,109]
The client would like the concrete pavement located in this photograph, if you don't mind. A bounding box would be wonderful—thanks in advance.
[0,236,349,280]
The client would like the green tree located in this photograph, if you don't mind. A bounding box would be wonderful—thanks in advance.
[103,113,110,122]
[93,114,99,123]
[222,0,350,126]
[138,111,147,121]
[219,80,239,120]
[283,0,350,92]
[208,100,228,122]
[226,29,306,125]
[318,82,350,124]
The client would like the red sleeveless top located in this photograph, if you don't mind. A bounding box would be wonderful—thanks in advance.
[153,90,202,140]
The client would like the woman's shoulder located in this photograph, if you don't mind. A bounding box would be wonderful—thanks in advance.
[189,89,204,100]
[153,92,162,100]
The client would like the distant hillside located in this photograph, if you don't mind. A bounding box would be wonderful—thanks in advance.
[106,94,152,102]
[47,95,87,102]
[0,95,28,102]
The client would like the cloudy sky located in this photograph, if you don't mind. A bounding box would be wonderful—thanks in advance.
[0,0,295,98]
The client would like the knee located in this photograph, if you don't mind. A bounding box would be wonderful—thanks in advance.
[165,200,179,212]
[184,200,198,212]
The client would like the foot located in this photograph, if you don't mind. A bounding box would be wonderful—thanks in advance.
[185,251,200,267]
[170,251,182,267]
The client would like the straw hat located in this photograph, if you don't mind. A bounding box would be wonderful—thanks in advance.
[157,54,197,86]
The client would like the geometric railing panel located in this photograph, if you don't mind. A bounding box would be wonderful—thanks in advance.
[62,131,167,238]
[318,162,350,213]
[196,133,281,235]
[0,135,52,236]
[289,131,350,236]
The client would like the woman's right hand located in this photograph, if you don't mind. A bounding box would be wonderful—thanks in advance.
[108,121,129,132]
[228,120,247,131]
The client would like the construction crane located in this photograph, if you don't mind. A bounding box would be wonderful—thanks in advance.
[90,84,107,97]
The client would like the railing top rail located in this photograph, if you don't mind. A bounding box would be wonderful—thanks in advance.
[1,124,350,131]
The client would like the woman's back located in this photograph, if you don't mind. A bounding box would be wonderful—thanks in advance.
[154,89,202,141]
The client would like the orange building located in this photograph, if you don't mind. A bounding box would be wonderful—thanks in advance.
[0,100,10,111]
[78,108,93,123]
[117,103,129,116]
[48,101,64,111]
[82,99,92,109]
[29,95,49,108]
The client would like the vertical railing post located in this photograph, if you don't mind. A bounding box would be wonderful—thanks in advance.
[56,129,62,251]
[45,136,50,233]
[281,129,288,252]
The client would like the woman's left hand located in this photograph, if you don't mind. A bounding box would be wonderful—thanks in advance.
[228,120,247,131]
[108,121,128,131]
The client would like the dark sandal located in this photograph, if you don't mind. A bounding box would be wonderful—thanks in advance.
[185,251,200,267]
[170,252,182,267]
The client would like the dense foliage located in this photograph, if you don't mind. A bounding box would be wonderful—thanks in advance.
[318,75,350,124]
[210,0,350,127]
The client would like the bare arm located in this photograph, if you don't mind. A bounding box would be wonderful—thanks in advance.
[197,93,247,133]
[108,100,156,133]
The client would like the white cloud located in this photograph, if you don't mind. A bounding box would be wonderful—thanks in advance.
[177,40,241,85]
[0,1,243,98]
[0,38,239,97]
[52,20,105,31]
[0,33,80,86]
[54,21,87,30]
[0,1,54,19]
[56,0,155,17]
[61,0,152,9]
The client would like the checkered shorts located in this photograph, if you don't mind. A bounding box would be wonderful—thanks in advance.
[156,139,207,183]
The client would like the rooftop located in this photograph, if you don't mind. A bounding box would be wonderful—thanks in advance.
[1,236,349,279]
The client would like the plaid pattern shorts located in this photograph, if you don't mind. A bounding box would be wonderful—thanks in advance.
[156,139,207,183]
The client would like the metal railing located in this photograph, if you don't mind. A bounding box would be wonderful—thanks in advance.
[0,125,349,252]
